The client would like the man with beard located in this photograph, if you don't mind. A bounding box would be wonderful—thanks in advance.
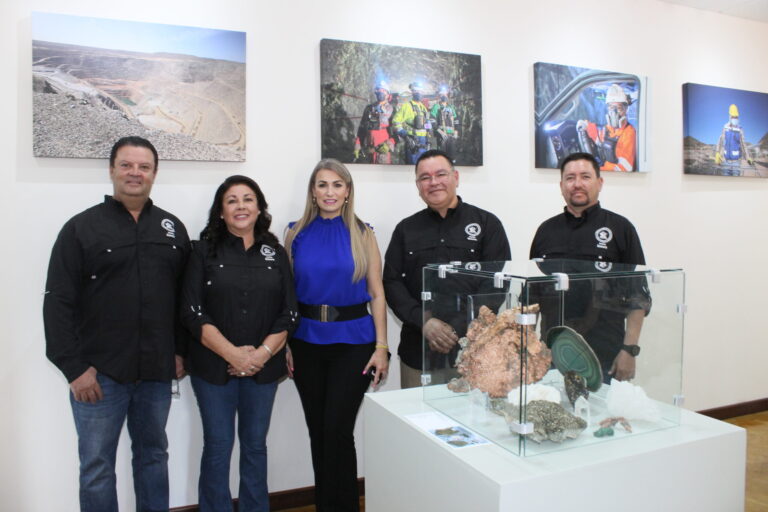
[530,152,649,382]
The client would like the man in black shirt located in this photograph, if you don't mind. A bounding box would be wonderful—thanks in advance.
[44,137,190,512]
[530,152,648,381]
[384,150,511,388]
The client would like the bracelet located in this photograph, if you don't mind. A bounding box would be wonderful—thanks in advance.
[261,344,274,357]
[375,343,389,350]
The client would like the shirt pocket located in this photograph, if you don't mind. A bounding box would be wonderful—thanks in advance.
[443,237,481,264]
[82,239,135,279]
[144,238,185,277]
[402,236,440,273]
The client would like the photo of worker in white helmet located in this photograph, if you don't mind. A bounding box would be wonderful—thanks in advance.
[683,83,768,178]
[534,62,646,172]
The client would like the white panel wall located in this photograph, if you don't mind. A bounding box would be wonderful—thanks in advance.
[1,0,766,509]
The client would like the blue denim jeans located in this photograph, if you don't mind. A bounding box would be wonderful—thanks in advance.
[191,376,278,512]
[70,373,171,512]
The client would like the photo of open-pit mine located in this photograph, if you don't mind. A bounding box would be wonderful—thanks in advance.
[32,12,246,162]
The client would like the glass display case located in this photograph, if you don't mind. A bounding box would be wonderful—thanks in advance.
[421,259,685,456]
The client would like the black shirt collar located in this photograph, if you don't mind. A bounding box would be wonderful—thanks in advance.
[564,201,601,222]
[104,194,153,214]
[427,195,463,219]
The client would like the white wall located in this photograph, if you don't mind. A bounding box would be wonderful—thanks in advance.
[2,0,767,509]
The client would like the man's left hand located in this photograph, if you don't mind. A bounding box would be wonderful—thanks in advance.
[608,350,636,381]
[175,355,186,379]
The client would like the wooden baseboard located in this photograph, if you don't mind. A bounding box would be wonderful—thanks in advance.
[171,478,365,511]
[697,397,768,420]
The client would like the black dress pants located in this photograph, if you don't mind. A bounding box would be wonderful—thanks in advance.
[290,338,374,512]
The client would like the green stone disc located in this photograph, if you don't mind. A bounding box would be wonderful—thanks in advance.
[547,325,603,392]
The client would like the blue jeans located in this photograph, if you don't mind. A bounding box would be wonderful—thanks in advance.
[191,376,278,512]
[70,374,171,512]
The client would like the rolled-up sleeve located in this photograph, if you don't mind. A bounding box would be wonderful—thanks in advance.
[269,247,299,336]
[384,223,422,329]
[179,242,216,340]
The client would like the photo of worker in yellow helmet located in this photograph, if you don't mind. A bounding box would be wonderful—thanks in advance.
[320,38,483,166]
[683,83,768,178]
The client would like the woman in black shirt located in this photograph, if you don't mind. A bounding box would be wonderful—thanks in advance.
[181,175,297,512]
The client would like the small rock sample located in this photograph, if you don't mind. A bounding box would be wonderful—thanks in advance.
[564,370,589,408]
[593,426,615,437]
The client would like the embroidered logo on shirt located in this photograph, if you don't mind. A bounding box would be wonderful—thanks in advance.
[464,262,482,271]
[161,219,176,238]
[595,227,613,249]
[260,245,276,261]
[595,261,613,272]
[465,223,481,241]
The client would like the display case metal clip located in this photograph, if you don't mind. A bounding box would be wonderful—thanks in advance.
[493,272,507,289]
[676,303,688,314]
[420,374,432,386]
[515,313,537,325]
[649,268,662,283]
[673,394,685,407]
[421,291,432,301]
[552,272,569,291]
[509,421,535,435]
[438,264,454,279]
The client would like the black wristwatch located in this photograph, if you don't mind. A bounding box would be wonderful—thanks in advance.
[621,344,640,357]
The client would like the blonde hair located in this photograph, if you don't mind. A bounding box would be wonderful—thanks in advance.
[285,159,373,282]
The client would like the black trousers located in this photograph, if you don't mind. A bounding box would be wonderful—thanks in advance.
[290,338,374,512]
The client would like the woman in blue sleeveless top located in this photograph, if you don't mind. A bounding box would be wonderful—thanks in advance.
[285,159,389,512]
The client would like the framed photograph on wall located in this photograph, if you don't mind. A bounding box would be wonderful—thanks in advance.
[534,62,647,172]
[320,38,482,166]
[683,83,768,177]
[32,12,246,161]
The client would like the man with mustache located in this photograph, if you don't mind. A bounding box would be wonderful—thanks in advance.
[530,152,648,382]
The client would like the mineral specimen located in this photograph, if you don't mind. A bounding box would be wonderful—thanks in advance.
[593,427,615,437]
[491,399,587,443]
[564,370,589,408]
[606,379,661,423]
[599,416,632,433]
[450,305,552,398]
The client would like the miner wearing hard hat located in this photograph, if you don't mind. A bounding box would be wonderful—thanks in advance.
[576,83,637,172]
[714,104,754,176]
[392,82,431,164]
[354,81,396,164]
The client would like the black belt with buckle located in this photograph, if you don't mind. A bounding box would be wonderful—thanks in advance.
[298,302,369,322]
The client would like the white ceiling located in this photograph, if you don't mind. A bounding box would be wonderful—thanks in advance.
[660,0,768,23]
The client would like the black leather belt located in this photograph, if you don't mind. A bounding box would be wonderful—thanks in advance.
[298,302,369,322]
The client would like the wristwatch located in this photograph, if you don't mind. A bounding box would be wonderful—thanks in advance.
[621,344,640,357]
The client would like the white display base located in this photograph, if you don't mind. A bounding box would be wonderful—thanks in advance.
[364,388,745,512]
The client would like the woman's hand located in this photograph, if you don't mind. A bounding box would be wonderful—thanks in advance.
[363,347,389,387]
[226,345,265,377]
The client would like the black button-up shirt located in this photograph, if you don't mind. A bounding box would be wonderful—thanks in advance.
[180,234,298,384]
[529,202,645,264]
[529,202,649,365]
[384,198,511,368]
[44,195,190,384]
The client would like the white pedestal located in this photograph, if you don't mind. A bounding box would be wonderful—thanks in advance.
[364,388,746,512]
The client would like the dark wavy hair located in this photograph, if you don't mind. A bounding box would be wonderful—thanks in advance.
[200,175,279,254]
